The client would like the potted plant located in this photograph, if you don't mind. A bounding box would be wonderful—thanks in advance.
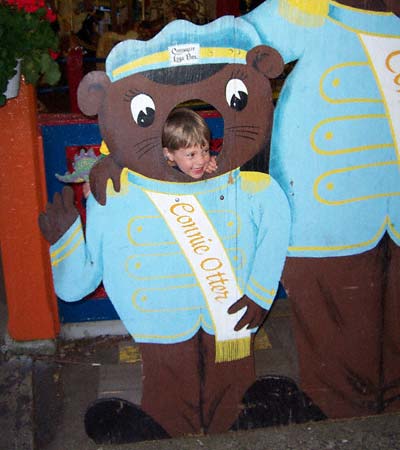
[0,0,61,106]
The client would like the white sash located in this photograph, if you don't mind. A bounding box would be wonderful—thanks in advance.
[146,190,251,362]
[359,33,400,161]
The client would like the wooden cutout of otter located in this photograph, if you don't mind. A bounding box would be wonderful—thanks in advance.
[240,0,400,420]
[39,32,293,442]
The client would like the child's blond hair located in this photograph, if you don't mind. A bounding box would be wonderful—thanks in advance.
[162,107,211,151]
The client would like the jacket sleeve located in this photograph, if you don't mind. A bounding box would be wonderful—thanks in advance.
[244,175,291,310]
[49,195,103,302]
[242,0,319,63]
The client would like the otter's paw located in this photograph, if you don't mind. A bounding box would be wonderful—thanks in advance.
[38,186,79,245]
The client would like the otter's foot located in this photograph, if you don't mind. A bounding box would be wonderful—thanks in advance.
[84,397,169,444]
[231,375,326,431]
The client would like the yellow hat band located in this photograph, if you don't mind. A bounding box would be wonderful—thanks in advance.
[112,47,248,80]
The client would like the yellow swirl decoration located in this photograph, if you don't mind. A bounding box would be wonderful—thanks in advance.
[313,161,400,206]
[279,0,329,27]
[386,50,400,93]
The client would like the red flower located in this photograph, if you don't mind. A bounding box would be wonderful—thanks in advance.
[49,49,59,60]
[45,6,56,22]
[6,0,57,22]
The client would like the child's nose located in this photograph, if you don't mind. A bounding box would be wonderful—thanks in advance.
[195,153,206,164]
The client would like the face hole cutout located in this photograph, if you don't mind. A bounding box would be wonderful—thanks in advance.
[225,78,248,111]
[130,93,156,127]
[162,100,224,180]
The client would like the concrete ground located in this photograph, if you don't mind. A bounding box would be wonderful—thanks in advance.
[1,293,400,450]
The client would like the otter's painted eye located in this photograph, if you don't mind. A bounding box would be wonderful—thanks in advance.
[130,94,155,127]
[225,79,248,111]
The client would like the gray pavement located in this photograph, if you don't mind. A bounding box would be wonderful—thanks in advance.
[0,355,34,450]
[105,414,400,450]
[1,293,400,450]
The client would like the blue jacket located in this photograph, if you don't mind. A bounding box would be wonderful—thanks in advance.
[244,0,400,256]
[50,169,290,344]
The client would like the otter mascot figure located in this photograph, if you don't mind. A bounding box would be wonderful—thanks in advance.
[39,17,293,443]
[239,0,400,419]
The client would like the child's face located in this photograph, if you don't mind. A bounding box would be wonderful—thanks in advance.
[165,144,211,179]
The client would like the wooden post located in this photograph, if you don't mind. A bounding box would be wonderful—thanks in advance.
[0,81,60,341]
[111,0,118,31]
[66,46,84,114]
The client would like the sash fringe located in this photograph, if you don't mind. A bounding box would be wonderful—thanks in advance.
[215,337,251,363]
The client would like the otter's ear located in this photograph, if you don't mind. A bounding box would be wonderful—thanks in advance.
[247,45,284,79]
[77,71,111,116]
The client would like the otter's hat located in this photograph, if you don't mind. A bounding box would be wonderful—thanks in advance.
[106,16,261,83]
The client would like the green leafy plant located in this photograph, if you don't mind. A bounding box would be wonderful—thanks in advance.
[0,0,60,106]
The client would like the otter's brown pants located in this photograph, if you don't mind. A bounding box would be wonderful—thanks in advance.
[139,329,255,437]
[283,234,400,418]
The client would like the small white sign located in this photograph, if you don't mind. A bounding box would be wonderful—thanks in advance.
[168,43,200,66]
